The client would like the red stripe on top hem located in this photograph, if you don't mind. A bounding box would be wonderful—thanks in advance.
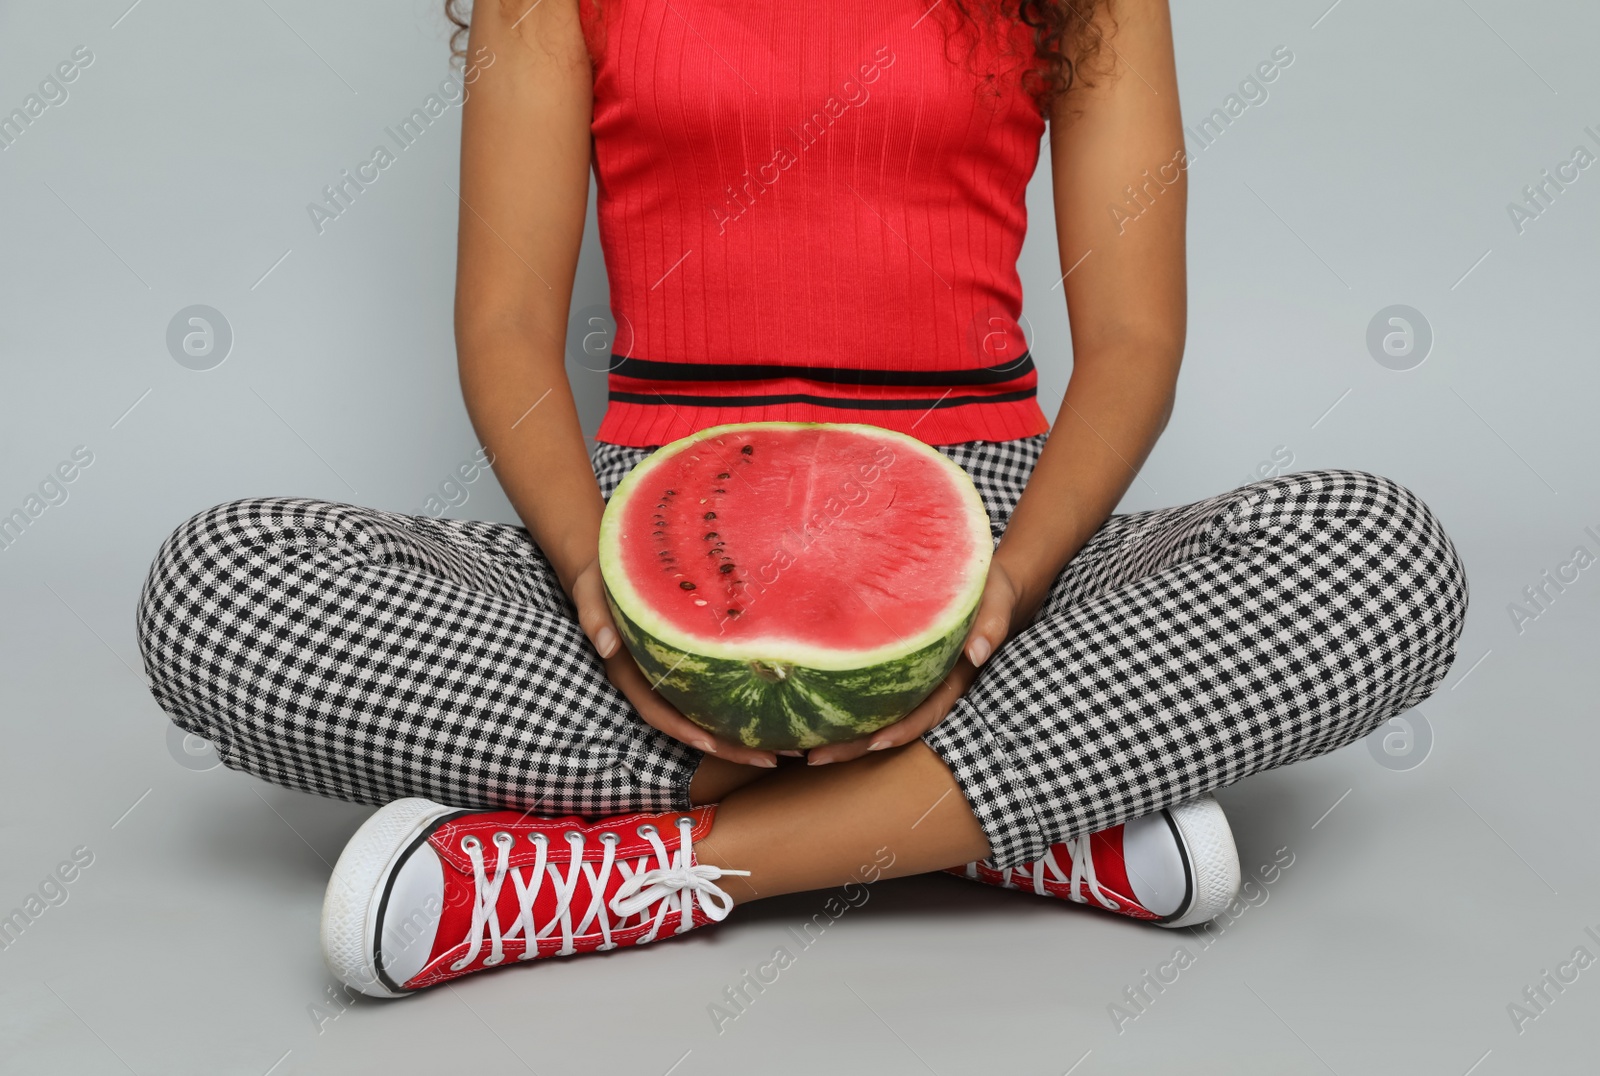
[594,397,1051,448]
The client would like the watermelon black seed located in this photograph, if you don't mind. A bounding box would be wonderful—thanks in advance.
[719,563,735,574]
[704,512,716,520]
[741,445,753,455]
[727,607,743,616]
[716,472,730,480]
[714,488,727,493]
[664,490,676,496]
[679,581,696,590]
[704,532,718,540]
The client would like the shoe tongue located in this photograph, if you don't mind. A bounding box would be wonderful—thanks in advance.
[514,845,676,938]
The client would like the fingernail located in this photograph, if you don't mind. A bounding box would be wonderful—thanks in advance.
[753,757,777,768]
[776,750,805,757]
[807,755,830,766]
[596,627,619,658]
[868,740,891,751]
[693,739,715,754]
[967,638,991,666]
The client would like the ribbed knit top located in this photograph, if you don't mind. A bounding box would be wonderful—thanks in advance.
[580,0,1052,447]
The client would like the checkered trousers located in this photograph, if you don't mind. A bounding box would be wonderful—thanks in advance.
[136,435,1468,868]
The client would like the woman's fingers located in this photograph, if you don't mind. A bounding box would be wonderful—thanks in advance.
[963,602,1008,667]
[806,562,1021,766]
[963,563,1019,668]
[805,660,976,766]
[605,650,778,768]
[570,556,777,766]
[569,561,621,659]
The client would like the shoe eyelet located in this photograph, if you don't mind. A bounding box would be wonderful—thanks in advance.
[597,941,618,951]
[460,835,481,853]
[493,831,514,846]
[636,823,657,838]
[527,832,548,845]
[450,958,468,971]
[483,954,503,966]
[600,831,620,844]
[564,830,584,844]
[676,816,695,828]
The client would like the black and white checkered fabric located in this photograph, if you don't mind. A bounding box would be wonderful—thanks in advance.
[136,435,1467,867]
[922,443,1470,864]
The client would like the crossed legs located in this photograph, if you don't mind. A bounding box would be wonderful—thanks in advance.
[137,467,1467,906]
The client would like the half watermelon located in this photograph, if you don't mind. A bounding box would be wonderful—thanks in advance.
[598,421,993,750]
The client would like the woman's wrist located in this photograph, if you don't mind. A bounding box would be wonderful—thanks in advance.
[991,538,1067,631]
[542,521,602,598]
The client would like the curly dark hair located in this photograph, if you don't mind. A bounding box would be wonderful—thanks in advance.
[443,0,1118,117]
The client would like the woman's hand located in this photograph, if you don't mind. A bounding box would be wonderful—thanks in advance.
[568,557,778,768]
[802,559,1029,766]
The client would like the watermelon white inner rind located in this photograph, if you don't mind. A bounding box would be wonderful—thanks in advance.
[598,422,992,671]
[598,422,993,749]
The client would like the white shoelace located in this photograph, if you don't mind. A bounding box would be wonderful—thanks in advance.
[450,817,750,970]
[981,836,1121,910]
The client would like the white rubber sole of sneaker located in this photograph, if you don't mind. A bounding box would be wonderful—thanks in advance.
[320,797,459,999]
[1156,796,1242,929]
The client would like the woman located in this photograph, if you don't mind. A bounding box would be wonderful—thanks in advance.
[136,0,1467,997]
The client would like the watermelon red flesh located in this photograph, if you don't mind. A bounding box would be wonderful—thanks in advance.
[612,425,978,653]
[599,422,993,750]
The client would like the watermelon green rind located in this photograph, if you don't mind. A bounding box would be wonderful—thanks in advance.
[597,420,992,749]
[602,580,979,748]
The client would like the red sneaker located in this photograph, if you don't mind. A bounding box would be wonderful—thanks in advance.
[321,799,750,997]
[948,796,1241,928]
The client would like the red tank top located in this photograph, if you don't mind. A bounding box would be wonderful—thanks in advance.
[581,0,1052,447]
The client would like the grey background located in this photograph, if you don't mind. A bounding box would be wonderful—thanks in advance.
[2,0,1597,1073]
